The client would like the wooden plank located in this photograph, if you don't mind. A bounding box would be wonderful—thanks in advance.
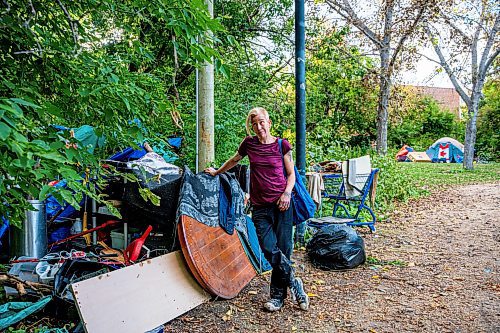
[179,215,256,299]
[71,251,210,333]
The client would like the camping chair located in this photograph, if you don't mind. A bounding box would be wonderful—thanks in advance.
[308,168,379,232]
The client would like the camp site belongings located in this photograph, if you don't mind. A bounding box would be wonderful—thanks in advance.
[123,152,182,228]
[1,144,267,331]
[306,224,366,270]
[395,137,464,163]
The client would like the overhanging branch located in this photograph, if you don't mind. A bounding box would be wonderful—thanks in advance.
[325,0,383,49]
[425,25,472,106]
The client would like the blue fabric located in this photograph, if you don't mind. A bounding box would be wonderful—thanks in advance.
[218,174,236,235]
[108,146,147,162]
[167,137,182,149]
[108,143,180,163]
[238,216,272,274]
[278,139,316,225]
[46,180,80,223]
[48,226,71,243]
[0,216,9,243]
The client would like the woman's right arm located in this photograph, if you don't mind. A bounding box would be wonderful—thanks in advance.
[204,152,243,176]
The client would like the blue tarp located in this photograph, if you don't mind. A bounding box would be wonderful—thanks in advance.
[0,296,52,331]
[51,125,105,154]
[108,146,148,162]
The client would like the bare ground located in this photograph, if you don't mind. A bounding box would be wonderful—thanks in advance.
[166,183,500,333]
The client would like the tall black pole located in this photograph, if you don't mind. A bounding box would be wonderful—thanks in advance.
[295,0,306,177]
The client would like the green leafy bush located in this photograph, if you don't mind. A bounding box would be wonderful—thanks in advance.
[476,79,499,162]
[389,95,464,151]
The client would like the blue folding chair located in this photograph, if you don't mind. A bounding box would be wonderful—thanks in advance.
[308,168,379,232]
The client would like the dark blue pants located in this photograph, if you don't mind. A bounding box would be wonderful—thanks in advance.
[252,204,294,301]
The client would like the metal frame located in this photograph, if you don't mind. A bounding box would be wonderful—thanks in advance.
[309,168,379,232]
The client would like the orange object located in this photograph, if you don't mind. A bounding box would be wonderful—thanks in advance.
[82,211,90,245]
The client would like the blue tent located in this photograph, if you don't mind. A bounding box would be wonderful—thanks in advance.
[426,137,464,163]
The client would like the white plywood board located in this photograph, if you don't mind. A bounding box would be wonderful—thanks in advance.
[71,251,210,333]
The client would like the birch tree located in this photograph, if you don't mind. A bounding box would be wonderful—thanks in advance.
[425,0,499,169]
[324,0,435,154]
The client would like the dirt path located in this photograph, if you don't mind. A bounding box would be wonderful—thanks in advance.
[166,183,500,333]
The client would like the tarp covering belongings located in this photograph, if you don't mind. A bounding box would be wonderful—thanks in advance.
[0,296,52,331]
[426,137,464,163]
[395,145,414,162]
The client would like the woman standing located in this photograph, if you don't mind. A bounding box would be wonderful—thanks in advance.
[205,107,309,312]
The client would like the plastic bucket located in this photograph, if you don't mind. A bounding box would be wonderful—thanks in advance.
[10,200,47,258]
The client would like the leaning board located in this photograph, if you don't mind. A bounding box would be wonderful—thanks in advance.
[71,251,210,333]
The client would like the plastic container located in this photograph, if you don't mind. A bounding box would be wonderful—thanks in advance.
[110,229,136,249]
[70,218,82,235]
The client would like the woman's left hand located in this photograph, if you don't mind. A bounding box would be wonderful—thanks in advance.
[277,191,291,211]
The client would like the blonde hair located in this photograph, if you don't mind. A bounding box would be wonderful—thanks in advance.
[245,107,270,136]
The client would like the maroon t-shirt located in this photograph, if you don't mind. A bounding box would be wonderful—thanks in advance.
[238,136,292,207]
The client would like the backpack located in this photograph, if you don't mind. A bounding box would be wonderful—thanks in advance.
[278,139,316,225]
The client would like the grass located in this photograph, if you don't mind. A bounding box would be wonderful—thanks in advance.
[397,162,500,189]
[375,160,500,214]
[316,160,500,221]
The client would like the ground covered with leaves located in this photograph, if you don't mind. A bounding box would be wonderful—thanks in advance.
[166,182,499,333]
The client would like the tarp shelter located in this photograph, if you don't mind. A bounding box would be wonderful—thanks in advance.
[426,137,464,163]
[395,145,414,162]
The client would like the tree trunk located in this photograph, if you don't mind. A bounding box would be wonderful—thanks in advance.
[463,100,480,170]
[376,52,391,155]
[197,0,215,172]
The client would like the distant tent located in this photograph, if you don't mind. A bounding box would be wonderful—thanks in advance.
[426,137,464,163]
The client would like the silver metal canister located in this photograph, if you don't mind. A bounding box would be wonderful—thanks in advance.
[10,200,47,258]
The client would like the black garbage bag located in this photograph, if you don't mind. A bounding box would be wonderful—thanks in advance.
[306,224,366,270]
